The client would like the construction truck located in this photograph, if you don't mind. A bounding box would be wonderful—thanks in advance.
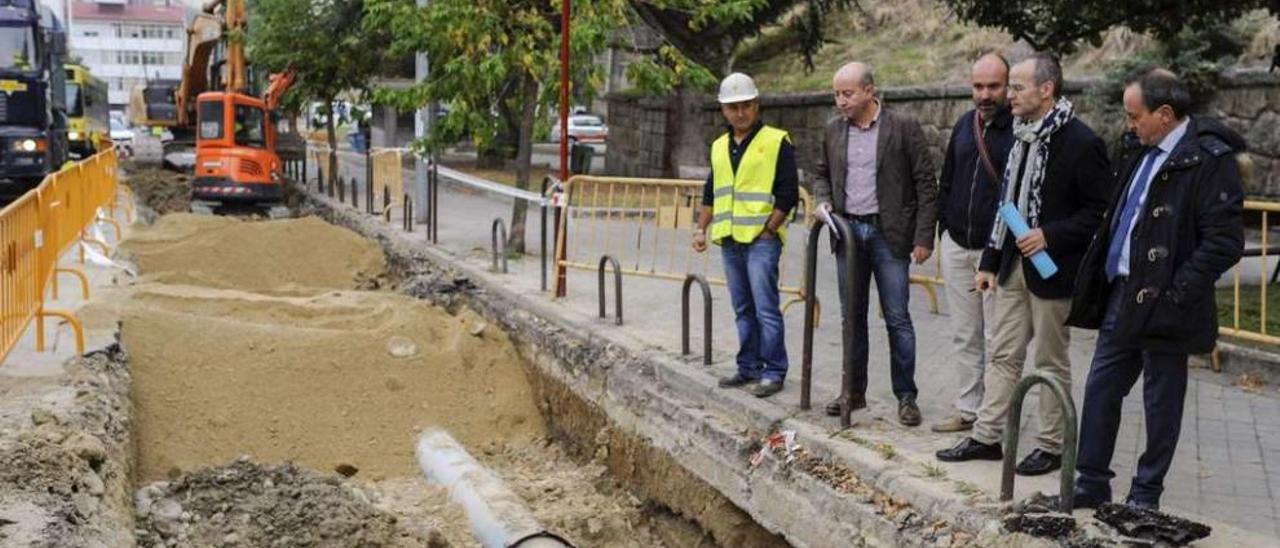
[131,0,296,214]
[0,0,68,199]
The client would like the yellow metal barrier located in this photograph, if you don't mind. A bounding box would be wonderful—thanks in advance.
[553,175,813,296]
[1,189,44,363]
[0,146,121,364]
[551,175,941,319]
[369,148,405,219]
[1221,199,1280,347]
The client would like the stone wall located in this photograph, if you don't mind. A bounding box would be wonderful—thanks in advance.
[605,69,1280,195]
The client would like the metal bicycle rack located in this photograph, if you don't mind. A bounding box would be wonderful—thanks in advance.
[682,274,712,365]
[598,255,622,325]
[492,218,509,274]
[1001,373,1079,513]
[800,214,858,428]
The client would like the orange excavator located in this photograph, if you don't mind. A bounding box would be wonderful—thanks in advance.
[131,0,296,214]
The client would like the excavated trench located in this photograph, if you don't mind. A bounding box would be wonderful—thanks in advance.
[25,165,788,547]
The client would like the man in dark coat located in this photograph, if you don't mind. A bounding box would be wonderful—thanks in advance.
[1068,68,1245,510]
[937,53,1112,477]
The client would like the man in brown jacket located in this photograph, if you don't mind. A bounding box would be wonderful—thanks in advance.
[812,62,939,426]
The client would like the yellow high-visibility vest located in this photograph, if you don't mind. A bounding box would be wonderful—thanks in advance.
[709,125,788,245]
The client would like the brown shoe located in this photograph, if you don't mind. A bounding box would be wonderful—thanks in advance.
[898,395,922,427]
[824,393,867,416]
[930,415,975,433]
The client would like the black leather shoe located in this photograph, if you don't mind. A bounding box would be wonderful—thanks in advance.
[1046,486,1109,510]
[1123,497,1159,511]
[1015,449,1062,476]
[898,395,922,427]
[825,393,867,416]
[936,437,1003,462]
[1073,486,1110,509]
[718,374,757,388]
[751,379,784,398]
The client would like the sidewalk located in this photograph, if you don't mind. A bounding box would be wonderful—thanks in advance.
[314,150,1280,540]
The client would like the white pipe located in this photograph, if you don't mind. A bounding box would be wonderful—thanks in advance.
[415,429,572,548]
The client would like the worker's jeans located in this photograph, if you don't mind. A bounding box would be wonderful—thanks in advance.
[721,237,789,382]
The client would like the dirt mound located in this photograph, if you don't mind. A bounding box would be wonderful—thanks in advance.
[135,458,447,547]
[0,346,135,548]
[113,284,545,481]
[123,214,386,293]
[123,164,191,214]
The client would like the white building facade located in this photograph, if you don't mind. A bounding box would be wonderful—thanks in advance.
[68,1,189,108]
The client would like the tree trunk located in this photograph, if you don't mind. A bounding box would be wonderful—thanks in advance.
[506,75,539,254]
[325,99,338,195]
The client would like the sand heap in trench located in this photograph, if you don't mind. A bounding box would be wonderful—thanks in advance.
[98,214,545,482]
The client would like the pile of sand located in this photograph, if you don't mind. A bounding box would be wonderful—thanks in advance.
[123,214,386,293]
[121,285,545,482]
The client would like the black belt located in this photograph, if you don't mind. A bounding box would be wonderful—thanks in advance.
[836,211,880,226]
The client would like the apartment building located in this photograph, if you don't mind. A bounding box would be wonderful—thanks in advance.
[66,0,190,108]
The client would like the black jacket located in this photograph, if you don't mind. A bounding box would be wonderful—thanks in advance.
[1067,117,1245,354]
[979,118,1113,299]
[939,107,1014,249]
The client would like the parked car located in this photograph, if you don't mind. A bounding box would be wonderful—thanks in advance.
[549,114,608,144]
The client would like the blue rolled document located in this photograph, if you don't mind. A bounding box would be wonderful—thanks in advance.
[998,202,1058,279]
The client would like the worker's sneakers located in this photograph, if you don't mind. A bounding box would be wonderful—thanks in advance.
[718,374,757,388]
[931,415,976,433]
[750,379,784,398]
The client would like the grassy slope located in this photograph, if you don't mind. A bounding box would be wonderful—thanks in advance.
[734,0,1279,93]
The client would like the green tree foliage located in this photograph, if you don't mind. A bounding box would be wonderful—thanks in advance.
[943,0,1279,54]
[631,0,853,75]
[248,0,387,189]
[1082,20,1255,152]
[365,0,629,252]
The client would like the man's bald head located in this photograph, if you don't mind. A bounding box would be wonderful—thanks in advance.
[833,62,878,123]
[834,62,875,89]
[971,53,1009,118]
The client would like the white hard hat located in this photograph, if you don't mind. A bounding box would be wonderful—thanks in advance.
[718,72,759,104]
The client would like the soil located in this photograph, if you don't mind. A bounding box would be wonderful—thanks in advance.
[91,214,544,481]
[122,214,387,294]
[476,438,677,548]
[63,209,718,547]
[121,162,192,215]
[134,458,446,547]
[119,284,546,482]
[0,346,136,548]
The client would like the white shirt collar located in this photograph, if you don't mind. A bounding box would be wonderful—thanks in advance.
[1156,118,1191,155]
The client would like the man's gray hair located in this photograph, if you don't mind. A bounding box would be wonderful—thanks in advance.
[1028,52,1064,98]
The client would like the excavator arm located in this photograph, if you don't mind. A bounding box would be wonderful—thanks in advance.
[262,65,296,112]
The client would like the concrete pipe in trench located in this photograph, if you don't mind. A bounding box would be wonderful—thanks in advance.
[416,429,574,548]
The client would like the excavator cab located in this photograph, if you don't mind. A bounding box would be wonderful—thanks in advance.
[191,91,284,204]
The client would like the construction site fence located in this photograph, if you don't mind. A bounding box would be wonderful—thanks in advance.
[548,174,946,313]
[1,147,129,364]
[1221,199,1280,349]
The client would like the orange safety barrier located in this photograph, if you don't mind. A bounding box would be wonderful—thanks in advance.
[0,146,122,364]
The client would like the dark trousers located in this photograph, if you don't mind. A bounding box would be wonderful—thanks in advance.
[1075,282,1189,504]
[834,219,918,400]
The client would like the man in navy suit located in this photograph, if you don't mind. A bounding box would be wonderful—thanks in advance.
[1067,68,1245,510]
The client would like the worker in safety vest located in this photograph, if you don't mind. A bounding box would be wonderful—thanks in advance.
[692,72,800,399]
